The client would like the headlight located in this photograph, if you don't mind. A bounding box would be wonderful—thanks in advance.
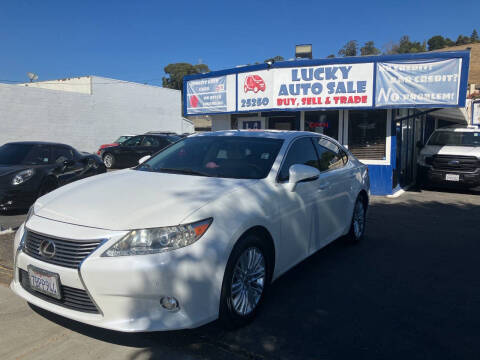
[102,218,213,257]
[25,205,35,223]
[12,169,35,185]
[18,227,27,251]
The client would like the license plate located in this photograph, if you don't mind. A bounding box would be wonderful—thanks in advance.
[28,265,61,300]
[445,174,460,182]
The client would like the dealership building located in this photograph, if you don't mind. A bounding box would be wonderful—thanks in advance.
[184,50,470,195]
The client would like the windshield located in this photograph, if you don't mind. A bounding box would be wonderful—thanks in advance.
[115,136,132,144]
[0,143,51,165]
[427,131,480,147]
[136,136,284,179]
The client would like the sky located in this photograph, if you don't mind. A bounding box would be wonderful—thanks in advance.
[0,0,478,85]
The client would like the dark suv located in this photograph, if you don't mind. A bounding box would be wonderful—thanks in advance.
[101,133,181,169]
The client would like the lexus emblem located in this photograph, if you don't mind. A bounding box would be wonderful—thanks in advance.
[39,240,56,258]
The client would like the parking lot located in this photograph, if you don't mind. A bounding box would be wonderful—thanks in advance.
[0,187,479,360]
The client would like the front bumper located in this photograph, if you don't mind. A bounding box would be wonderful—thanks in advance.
[0,188,37,212]
[418,165,480,187]
[10,216,223,332]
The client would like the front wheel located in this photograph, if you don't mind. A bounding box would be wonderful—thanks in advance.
[347,195,366,243]
[103,153,115,169]
[219,234,270,329]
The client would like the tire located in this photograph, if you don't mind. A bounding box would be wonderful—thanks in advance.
[346,194,367,243]
[103,153,115,169]
[219,233,271,329]
[38,178,57,197]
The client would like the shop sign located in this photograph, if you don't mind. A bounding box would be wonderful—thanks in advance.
[376,58,462,107]
[237,63,374,111]
[186,75,236,114]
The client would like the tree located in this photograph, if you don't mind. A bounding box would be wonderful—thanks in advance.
[389,36,427,54]
[471,29,479,43]
[162,63,210,91]
[326,54,335,58]
[445,38,455,47]
[455,35,471,45]
[264,55,284,63]
[360,41,380,56]
[338,40,358,57]
[427,35,446,51]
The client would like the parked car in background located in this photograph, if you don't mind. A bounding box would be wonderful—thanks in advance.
[11,131,369,331]
[96,135,135,155]
[417,126,480,189]
[0,142,106,212]
[100,133,181,169]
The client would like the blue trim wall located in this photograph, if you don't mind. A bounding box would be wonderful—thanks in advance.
[367,165,393,195]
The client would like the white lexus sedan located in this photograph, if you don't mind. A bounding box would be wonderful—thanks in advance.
[11,131,369,331]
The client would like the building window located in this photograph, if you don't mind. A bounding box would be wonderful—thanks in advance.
[348,110,387,160]
[304,111,339,140]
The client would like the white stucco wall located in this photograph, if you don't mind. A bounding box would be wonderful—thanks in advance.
[17,77,92,95]
[0,76,182,152]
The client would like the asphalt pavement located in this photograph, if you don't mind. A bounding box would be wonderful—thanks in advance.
[1,188,480,360]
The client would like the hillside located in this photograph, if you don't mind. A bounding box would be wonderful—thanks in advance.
[432,42,480,85]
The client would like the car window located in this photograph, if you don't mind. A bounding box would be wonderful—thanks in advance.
[278,137,320,182]
[427,131,480,146]
[123,136,143,147]
[313,137,346,171]
[115,136,132,143]
[137,136,284,180]
[22,145,51,165]
[53,146,74,164]
[141,136,160,147]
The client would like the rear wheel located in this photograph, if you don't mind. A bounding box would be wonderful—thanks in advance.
[219,233,270,329]
[103,153,115,169]
[347,195,366,243]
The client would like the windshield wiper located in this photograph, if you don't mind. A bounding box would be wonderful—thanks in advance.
[158,168,212,177]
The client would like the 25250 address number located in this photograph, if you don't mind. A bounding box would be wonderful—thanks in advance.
[241,98,269,108]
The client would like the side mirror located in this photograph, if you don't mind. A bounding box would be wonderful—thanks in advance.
[63,159,75,167]
[138,155,151,165]
[288,164,320,192]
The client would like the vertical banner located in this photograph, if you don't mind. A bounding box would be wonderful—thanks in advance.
[186,75,235,114]
[472,100,480,125]
[376,58,462,107]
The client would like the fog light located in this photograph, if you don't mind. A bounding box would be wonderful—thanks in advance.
[160,296,179,311]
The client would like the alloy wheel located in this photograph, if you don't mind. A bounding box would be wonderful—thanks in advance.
[104,154,113,168]
[353,199,365,239]
[231,247,266,316]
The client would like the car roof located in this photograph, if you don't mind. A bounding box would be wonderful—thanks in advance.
[191,130,324,140]
[435,126,480,133]
[3,141,72,147]
[144,131,178,135]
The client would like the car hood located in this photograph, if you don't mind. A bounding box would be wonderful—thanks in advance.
[0,165,29,178]
[35,169,255,230]
[421,145,480,158]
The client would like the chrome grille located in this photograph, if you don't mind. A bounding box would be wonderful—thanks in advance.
[23,230,103,269]
[19,269,99,313]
